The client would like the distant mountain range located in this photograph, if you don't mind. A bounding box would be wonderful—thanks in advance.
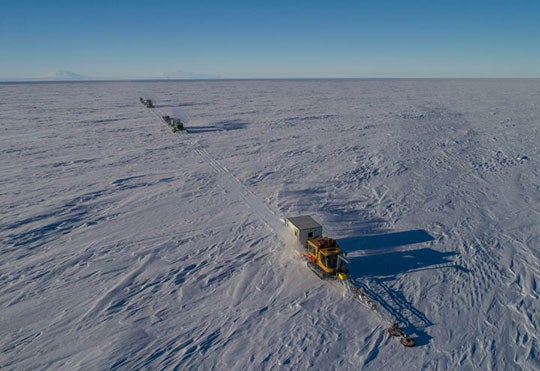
[0,70,221,82]
[161,70,220,80]
[44,70,91,80]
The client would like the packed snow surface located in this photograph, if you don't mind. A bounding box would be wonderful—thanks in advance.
[1,79,539,370]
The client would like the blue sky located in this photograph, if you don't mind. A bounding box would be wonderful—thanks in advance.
[1,0,539,79]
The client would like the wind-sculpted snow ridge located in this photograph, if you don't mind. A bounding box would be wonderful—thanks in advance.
[1,79,539,370]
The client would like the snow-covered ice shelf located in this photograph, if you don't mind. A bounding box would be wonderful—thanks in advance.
[1,79,539,370]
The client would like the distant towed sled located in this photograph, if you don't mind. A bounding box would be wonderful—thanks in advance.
[139,97,154,108]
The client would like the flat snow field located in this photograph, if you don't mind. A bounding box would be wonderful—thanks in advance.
[1,79,539,370]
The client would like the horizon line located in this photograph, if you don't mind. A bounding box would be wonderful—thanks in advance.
[2,76,540,83]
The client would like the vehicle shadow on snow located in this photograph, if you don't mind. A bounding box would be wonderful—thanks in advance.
[155,102,210,108]
[338,230,467,277]
[347,247,463,277]
[187,120,249,133]
[338,229,434,252]
[337,230,468,347]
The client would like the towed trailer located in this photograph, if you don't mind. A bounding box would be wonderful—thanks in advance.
[286,215,416,347]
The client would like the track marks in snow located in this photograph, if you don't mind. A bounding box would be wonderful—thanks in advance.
[191,142,283,233]
[150,104,283,234]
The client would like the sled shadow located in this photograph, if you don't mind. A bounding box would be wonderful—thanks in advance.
[351,274,435,347]
[338,230,468,347]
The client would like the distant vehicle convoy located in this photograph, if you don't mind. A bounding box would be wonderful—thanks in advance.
[138,97,416,347]
[140,97,187,133]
